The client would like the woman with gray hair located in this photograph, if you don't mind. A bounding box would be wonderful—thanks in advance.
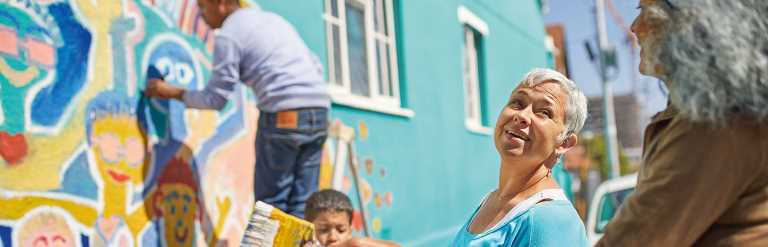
[451,68,588,246]
[597,0,768,246]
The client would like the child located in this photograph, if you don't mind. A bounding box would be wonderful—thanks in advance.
[305,189,400,247]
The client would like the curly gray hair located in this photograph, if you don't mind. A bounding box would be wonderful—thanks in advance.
[517,68,588,140]
[656,0,768,123]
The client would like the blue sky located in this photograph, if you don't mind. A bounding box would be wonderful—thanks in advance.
[543,0,667,118]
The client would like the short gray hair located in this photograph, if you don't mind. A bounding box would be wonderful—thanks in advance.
[517,68,588,139]
[656,0,768,123]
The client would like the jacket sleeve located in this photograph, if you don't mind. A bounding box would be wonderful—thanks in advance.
[182,34,241,110]
[596,119,758,246]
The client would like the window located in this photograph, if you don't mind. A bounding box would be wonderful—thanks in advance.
[458,7,489,132]
[595,188,634,233]
[324,0,402,108]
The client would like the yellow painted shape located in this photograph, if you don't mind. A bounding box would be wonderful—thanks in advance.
[372,218,381,233]
[0,58,39,87]
[0,116,84,190]
[126,201,151,239]
[358,121,368,140]
[318,144,333,189]
[184,109,219,150]
[207,196,232,246]
[0,195,97,226]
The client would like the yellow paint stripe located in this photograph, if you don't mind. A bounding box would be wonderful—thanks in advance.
[0,196,97,226]
[0,58,39,87]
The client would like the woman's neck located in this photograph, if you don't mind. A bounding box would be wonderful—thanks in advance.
[496,161,558,205]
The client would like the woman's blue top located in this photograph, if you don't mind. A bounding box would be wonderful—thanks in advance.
[451,189,588,247]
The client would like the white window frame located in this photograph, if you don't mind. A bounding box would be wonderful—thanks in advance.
[459,6,491,134]
[324,0,413,117]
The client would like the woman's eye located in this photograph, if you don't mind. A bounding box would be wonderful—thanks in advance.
[537,110,553,118]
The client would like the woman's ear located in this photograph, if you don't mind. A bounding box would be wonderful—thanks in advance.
[555,133,578,156]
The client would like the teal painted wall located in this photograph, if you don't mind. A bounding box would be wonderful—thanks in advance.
[259,0,550,245]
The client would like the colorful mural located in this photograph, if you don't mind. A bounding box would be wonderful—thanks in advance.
[320,120,396,239]
[0,0,258,246]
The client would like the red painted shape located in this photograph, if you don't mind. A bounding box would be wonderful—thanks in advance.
[351,210,363,232]
[108,169,131,183]
[0,132,28,165]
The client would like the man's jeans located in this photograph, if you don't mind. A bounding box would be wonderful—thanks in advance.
[254,108,328,218]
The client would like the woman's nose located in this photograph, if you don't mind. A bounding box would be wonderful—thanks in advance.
[512,110,531,127]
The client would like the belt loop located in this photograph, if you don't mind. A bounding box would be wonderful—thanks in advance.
[311,109,316,128]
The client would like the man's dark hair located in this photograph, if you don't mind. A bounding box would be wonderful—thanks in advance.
[206,0,240,5]
[305,189,354,223]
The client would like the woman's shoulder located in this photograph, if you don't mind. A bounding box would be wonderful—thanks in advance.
[523,201,588,246]
[527,200,582,226]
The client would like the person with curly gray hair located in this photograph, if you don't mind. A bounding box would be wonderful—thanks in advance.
[596,0,768,246]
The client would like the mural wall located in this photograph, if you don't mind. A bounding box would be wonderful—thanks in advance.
[0,0,260,246]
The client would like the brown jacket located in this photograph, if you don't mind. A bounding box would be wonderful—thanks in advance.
[596,106,768,246]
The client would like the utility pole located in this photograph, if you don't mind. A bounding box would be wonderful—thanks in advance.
[595,0,622,179]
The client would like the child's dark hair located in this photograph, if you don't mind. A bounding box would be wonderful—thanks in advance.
[305,189,354,223]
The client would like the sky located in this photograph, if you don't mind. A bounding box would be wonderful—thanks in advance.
[543,0,668,119]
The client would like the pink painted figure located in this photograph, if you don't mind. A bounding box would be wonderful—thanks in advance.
[16,211,77,247]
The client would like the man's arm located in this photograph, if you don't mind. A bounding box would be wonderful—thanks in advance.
[596,120,758,246]
[145,35,241,110]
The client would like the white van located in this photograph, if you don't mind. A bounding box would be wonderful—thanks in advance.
[586,173,637,246]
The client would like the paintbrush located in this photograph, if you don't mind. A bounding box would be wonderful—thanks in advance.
[241,201,316,247]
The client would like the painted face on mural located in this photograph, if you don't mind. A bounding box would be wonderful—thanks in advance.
[147,40,205,141]
[632,0,671,77]
[16,212,76,247]
[90,115,147,185]
[0,4,55,89]
[0,3,58,165]
[157,184,198,247]
[313,210,353,246]
[148,41,199,89]
[494,82,569,166]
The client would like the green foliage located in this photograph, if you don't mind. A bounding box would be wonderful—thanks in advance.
[580,134,632,179]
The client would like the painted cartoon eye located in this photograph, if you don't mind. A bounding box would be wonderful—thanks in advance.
[52,235,67,244]
[175,63,194,85]
[26,37,55,68]
[183,204,189,213]
[32,236,48,247]
[170,205,176,214]
[124,137,145,167]
[155,57,174,81]
[94,133,122,165]
[0,26,19,56]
